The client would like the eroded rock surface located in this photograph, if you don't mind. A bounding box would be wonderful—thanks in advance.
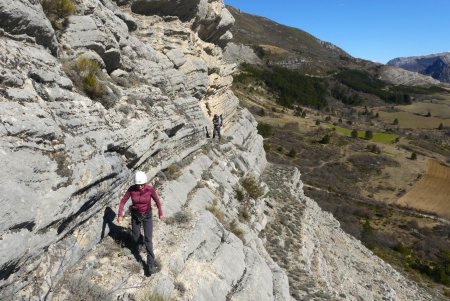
[130,0,234,46]
[0,0,57,55]
[0,0,243,298]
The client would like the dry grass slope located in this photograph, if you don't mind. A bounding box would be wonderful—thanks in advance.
[397,159,450,218]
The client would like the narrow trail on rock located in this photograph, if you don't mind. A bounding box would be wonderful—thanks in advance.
[261,164,323,300]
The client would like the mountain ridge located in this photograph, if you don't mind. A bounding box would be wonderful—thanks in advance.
[226,5,369,74]
[387,52,450,83]
[226,5,448,90]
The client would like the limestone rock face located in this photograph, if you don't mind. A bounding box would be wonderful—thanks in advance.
[130,0,234,45]
[0,0,274,299]
[0,0,57,55]
[60,2,129,72]
[193,0,235,46]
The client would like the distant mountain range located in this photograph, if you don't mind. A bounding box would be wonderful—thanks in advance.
[387,52,450,83]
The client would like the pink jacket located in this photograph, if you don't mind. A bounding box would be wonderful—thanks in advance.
[118,184,162,217]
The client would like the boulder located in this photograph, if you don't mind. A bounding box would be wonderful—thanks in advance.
[110,69,129,86]
[165,49,186,68]
[62,15,122,72]
[100,0,138,31]
[0,0,57,55]
[194,1,235,46]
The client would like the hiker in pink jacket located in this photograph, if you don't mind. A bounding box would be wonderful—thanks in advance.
[118,171,164,276]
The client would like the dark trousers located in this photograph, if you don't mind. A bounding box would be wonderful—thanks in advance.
[131,211,155,268]
[213,126,221,139]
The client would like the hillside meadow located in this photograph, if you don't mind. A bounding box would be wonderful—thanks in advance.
[376,100,450,129]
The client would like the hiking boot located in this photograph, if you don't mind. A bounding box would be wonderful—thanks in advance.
[144,265,157,277]
[144,265,151,277]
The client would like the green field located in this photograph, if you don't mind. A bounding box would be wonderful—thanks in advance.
[331,126,399,144]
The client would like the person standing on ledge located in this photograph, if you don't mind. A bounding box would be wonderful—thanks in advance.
[117,171,164,276]
[212,113,222,140]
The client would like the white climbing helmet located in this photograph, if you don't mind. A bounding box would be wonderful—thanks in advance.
[135,171,147,185]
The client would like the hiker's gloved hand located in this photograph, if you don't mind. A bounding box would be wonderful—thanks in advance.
[159,212,164,220]
[117,216,123,224]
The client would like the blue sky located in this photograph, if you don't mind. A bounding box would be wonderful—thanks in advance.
[224,0,450,63]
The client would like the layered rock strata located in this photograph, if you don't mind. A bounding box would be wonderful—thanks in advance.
[0,0,246,298]
[43,131,290,301]
[130,0,234,46]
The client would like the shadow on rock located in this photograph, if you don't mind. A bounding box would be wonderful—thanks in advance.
[101,207,144,265]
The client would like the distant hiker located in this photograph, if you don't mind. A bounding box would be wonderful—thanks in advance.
[117,171,164,277]
[212,114,222,140]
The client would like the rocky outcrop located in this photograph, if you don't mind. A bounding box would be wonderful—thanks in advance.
[387,52,450,83]
[0,0,245,298]
[379,65,442,86]
[0,0,57,55]
[130,0,234,46]
[223,42,262,65]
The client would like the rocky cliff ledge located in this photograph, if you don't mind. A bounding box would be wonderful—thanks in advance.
[0,1,435,300]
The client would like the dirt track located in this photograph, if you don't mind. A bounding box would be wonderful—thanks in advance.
[397,159,450,219]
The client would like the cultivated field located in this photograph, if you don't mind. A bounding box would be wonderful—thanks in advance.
[376,100,450,129]
[397,159,450,219]
[398,100,450,119]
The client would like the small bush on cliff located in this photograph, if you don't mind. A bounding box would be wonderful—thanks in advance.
[139,291,165,301]
[239,207,251,222]
[82,73,105,98]
[227,220,244,239]
[65,56,107,101]
[65,274,111,301]
[165,211,192,225]
[76,57,101,76]
[206,205,225,223]
[166,164,181,179]
[42,0,76,29]
[174,281,186,294]
[240,175,265,199]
